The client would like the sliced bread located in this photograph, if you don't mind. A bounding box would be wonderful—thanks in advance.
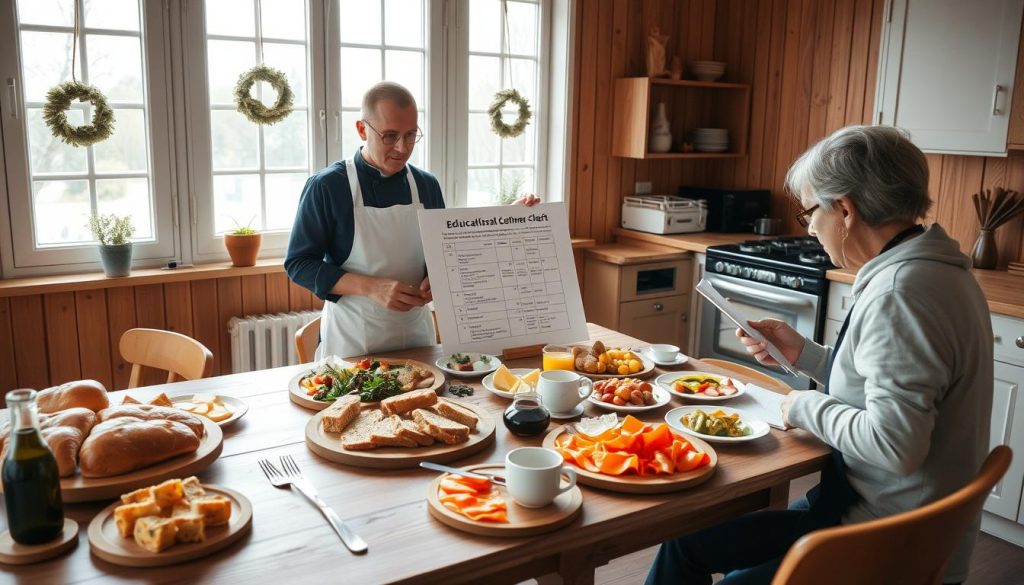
[340,410,385,450]
[380,388,438,416]
[398,418,435,446]
[431,400,478,432]
[412,409,470,445]
[369,415,418,448]
[321,394,361,433]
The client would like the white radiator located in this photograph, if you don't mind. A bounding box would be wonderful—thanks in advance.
[228,311,320,373]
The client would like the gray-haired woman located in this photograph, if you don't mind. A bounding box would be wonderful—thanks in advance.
[645,125,992,585]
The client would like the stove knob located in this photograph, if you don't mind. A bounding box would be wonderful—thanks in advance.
[713,261,725,273]
[729,265,741,276]
[759,270,776,283]
[788,276,804,289]
[742,267,753,278]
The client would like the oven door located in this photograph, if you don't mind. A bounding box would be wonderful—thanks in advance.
[697,272,821,389]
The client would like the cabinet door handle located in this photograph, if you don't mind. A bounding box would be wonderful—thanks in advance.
[993,85,1004,115]
[653,303,663,311]
[1016,336,1024,349]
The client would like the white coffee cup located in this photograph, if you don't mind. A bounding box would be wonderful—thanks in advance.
[536,370,593,415]
[505,447,577,508]
[649,344,680,362]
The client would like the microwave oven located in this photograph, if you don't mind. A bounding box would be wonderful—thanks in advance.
[677,187,771,233]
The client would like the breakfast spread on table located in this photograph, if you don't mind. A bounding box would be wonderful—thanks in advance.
[300,358,436,403]
[320,389,479,449]
[680,409,753,437]
[113,477,231,553]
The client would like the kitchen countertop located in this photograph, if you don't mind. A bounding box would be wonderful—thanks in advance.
[614,228,1024,319]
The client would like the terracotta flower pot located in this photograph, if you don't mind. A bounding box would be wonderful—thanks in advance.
[224,233,262,267]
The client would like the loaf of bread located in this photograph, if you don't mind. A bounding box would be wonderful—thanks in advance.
[380,388,438,416]
[37,379,109,413]
[0,407,97,477]
[98,405,204,439]
[79,417,201,478]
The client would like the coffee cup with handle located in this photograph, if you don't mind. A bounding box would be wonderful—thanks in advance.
[536,370,593,415]
[505,447,578,508]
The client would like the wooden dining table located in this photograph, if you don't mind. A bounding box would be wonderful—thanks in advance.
[3,324,830,584]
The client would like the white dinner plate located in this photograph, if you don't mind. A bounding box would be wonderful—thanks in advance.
[481,368,538,399]
[643,349,689,367]
[587,384,673,413]
[168,394,248,428]
[435,353,501,378]
[656,372,746,402]
[665,406,770,443]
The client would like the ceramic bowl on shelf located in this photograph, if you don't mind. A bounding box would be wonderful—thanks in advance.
[690,60,726,82]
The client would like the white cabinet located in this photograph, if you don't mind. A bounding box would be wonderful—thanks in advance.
[875,0,1024,156]
[984,314,1024,534]
[823,281,853,347]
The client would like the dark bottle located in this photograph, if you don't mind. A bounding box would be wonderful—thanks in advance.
[503,392,551,438]
[2,389,63,545]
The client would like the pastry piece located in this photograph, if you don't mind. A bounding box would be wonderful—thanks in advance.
[369,415,418,448]
[412,409,470,445]
[98,405,204,439]
[380,388,438,416]
[37,379,109,413]
[394,366,434,392]
[79,417,201,478]
[170,514,206,543]
[339,410,385,450]
[150,393,173,407]
[121,486,155,505]
[152,478,185,508]
[398,418,434,446]
[134,516,178,552]
[115,501,162,538]
[122,395,142,405]
[181,476,206,500]
[191,496,232,526]
[321,394,361,433]
[431,400,478,432]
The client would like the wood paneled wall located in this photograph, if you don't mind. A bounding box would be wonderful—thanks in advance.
[0,273,323,393]
[568,0,1024,266]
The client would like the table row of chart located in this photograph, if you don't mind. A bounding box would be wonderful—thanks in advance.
[445,262,561,291]
[456,311,572,343]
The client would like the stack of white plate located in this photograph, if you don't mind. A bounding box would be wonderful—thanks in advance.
[691,61,726,81]
[688,128,729,152]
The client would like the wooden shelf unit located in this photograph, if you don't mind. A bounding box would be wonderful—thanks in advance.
[611,77,751,159]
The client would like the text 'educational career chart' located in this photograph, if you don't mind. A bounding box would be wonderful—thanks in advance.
[418,202,588,356]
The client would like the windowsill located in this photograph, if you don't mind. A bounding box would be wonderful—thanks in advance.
[0,239,598,298]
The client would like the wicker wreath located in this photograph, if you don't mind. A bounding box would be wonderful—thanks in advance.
[43,82,115,147]
[488,88,532,138]
[234,64,294,125]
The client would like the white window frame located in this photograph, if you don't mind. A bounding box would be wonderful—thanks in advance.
[0,0,178,276]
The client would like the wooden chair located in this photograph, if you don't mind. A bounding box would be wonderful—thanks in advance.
[295,316,321,364]
[699,357,794,394]
[119,328,214,388]
[772,445,1013,585]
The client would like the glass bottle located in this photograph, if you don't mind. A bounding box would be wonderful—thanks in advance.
[502,391,551,438]
[2,389,63,545]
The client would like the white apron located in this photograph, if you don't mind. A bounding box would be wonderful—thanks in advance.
[316,158,436,359]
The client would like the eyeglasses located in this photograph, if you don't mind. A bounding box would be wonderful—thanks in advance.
[795,204,820,228]
[361,119,423,146]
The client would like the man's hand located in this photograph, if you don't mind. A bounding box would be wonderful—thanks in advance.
[419,276,432,302]
[513,194,541,207]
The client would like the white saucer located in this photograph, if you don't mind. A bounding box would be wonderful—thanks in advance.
[644,349,689,367]
[548,403,586,420]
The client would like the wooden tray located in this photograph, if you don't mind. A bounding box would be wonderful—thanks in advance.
[0,518,78,565]
[288,358,446,411]
[305,399,496,469]
[541,424,717,494]
[88,485,252,568]
[426,464,583,537]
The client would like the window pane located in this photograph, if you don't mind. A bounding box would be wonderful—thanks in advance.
[407,143,422,169]
[469,56,500,110]
[384,0,422,48]
[16,0,73,27]
[469,0,501,53]
[26,107,88,174]
[341,110,363,159]
[468,169,498,207]
[260,0,306,41]
[97,178,152,239]
[214,174,262,233]
[207,40,256,105]
[210,110,259,170]
[468,113,499,165]
[264,110,309,169]
[32,180,91,245]
[508,58,537,104]
[340,0,381,45]
[501,168,534,203]
[205,0,255,37]
[384,50,423,106]
[87,34,145,103]
[84,0,140,32]
[340,48,381,108]
[264,173,305,230]
[20,31,79,102]
[263,42,308,104]
[94,108,148,173]
[507,1,538,56]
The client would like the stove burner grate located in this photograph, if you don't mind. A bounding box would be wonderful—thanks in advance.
[738,241,769,253]
[799,251,829,265]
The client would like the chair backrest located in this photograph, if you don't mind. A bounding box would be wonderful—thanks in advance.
[699,358,794,394]
[119,328,214,388]
[772,445,1013,585]
[295,316,321,364]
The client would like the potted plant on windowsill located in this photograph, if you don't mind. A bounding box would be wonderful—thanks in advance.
[224,222,262,267]
[88,213,135,277]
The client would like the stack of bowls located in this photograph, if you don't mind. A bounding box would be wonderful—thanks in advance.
[688,128,729,152]
[690,61,726,82]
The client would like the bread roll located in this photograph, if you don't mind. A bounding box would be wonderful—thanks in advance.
[37,380,109,413]
[79,417,201,478]
[0,408,96,477]
[98,405,204,439]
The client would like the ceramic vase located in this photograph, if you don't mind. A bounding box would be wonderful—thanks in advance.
[98,243,133,277]
[649,102,673,153]
[971,228,998,269]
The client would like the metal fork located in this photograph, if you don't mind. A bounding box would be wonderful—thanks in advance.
[258,456,368,554]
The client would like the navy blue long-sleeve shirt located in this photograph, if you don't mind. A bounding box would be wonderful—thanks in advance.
[284,149,446,302]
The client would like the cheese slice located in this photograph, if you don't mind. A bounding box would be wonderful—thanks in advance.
[492,365,519,392]
[520,369,540,388]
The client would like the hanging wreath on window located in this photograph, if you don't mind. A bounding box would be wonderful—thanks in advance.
[488,88,532,139]
[43,81,116,147]
[234,64,294,125]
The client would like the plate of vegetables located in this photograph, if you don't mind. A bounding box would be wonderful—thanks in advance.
[289,356,443,411]
[435,353,501,378]
[656,372,745,401]
[664,406,770,443]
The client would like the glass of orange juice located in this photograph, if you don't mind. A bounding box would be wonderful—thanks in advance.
[542,345,576,371]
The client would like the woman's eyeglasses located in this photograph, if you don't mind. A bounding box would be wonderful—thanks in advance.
[795,204,820,228]
[362,119,423,146]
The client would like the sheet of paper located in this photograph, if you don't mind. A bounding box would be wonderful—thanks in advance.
[694,278,798,375]
[417,203,589,356]
[727,383,788,430]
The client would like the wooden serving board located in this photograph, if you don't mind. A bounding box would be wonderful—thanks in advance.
[0,519,78,565]
[426,464,583,538]
[541,424,717,494]
[305,399,496,469]
[87,485,253,568]
[288,358,446,411]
